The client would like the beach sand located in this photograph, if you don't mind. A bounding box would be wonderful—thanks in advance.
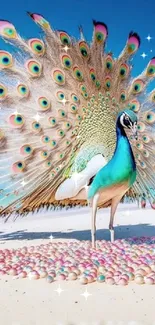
[0,203,155,325]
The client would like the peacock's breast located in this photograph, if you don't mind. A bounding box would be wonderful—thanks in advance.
[111,158,136,186]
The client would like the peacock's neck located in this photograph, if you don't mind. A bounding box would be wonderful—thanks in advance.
[116,119,127,140]
[114,119,136,170]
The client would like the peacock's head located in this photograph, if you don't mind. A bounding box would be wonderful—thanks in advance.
[118,109,138,140]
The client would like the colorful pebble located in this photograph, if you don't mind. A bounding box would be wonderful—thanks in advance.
[0,237,154,286]
[97,274,105,283]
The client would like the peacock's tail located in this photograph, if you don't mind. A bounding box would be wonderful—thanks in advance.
[0,14,155,216]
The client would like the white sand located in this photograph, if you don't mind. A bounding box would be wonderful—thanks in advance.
[0,203,155,325]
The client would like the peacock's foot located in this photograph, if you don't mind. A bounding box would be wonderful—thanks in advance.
[109,226,114,242]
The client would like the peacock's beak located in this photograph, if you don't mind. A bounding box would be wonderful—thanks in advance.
[131,124,138,140]
[134,131,138,140]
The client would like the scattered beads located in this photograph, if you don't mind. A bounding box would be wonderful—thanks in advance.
[0,237,155,285]
[46,275,54,283]
[97,275,105,283]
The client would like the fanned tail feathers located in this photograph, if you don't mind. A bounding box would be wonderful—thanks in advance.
[0,13,155,216]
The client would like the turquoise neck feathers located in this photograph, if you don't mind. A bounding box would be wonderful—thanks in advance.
[114,117,136,171]
[88,118,137,199]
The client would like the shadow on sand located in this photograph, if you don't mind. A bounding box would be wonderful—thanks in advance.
[0,224,155,244]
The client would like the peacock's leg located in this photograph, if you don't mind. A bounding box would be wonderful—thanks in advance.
[109,196,121,242]
[91,193,99,249]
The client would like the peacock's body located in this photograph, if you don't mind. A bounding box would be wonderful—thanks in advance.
[0,13,155,245]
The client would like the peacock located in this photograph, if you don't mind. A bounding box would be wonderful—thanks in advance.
[0,13,155,248]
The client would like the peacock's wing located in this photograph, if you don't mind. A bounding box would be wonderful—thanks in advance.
[0,14,154,216]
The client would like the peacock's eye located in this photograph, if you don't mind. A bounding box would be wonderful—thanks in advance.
[125,115,129,120]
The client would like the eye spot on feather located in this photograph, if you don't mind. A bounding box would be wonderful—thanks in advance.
[143,149,149,158]
[44,160,52,168]
[49,139,57,148]
[135,153,141,160]
[0,21,17,39]
[137,122,145,132]
[140,161,146,169]
[56,91,66,102]
[150,91,155,102]
[77,115,82,121]
[81,92,89,99]
[28,38,45,56]
[70,93,79,103]
[38,97,51,111]
[93,21,108,43]
[9,114,24,129]
[52,69,65,85]
[132,79,144,94]
[89,69,96,82]
[80,84,87,93]
[59,32,71,46]
[142,134,151,143]
[48,116,57,127]
[120,91,126,102]
[61,54,72,69]
[128,99,140,112]
[144,111,155,124]
[106,62,112,69]
[31,121,41,133]
[12,161,25,173]
[20,144,33,156]
[0,84,7,99]
[41,135,50,144]
[79,41,89,58]
[17,84,29,97]
[64,121,71,129]
[104,77,111,90]
[146,58,155,77]
[119,63,129,79]
[58,109,66,118]
[73,66,83,81]
[40,150,49,159]
[25,59,42,77]
[136,142,143,150]
[127,33,140,54]
[58,129,65,137]
[70,104,78,114]
[66,140,71,146]
[59,153,65,159]
[95,80,101,89]
[105,56,113,71]
[0,51,13,68]
[51,170,56,177]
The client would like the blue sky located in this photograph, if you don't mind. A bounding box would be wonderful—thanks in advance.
[0,0,155,86]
